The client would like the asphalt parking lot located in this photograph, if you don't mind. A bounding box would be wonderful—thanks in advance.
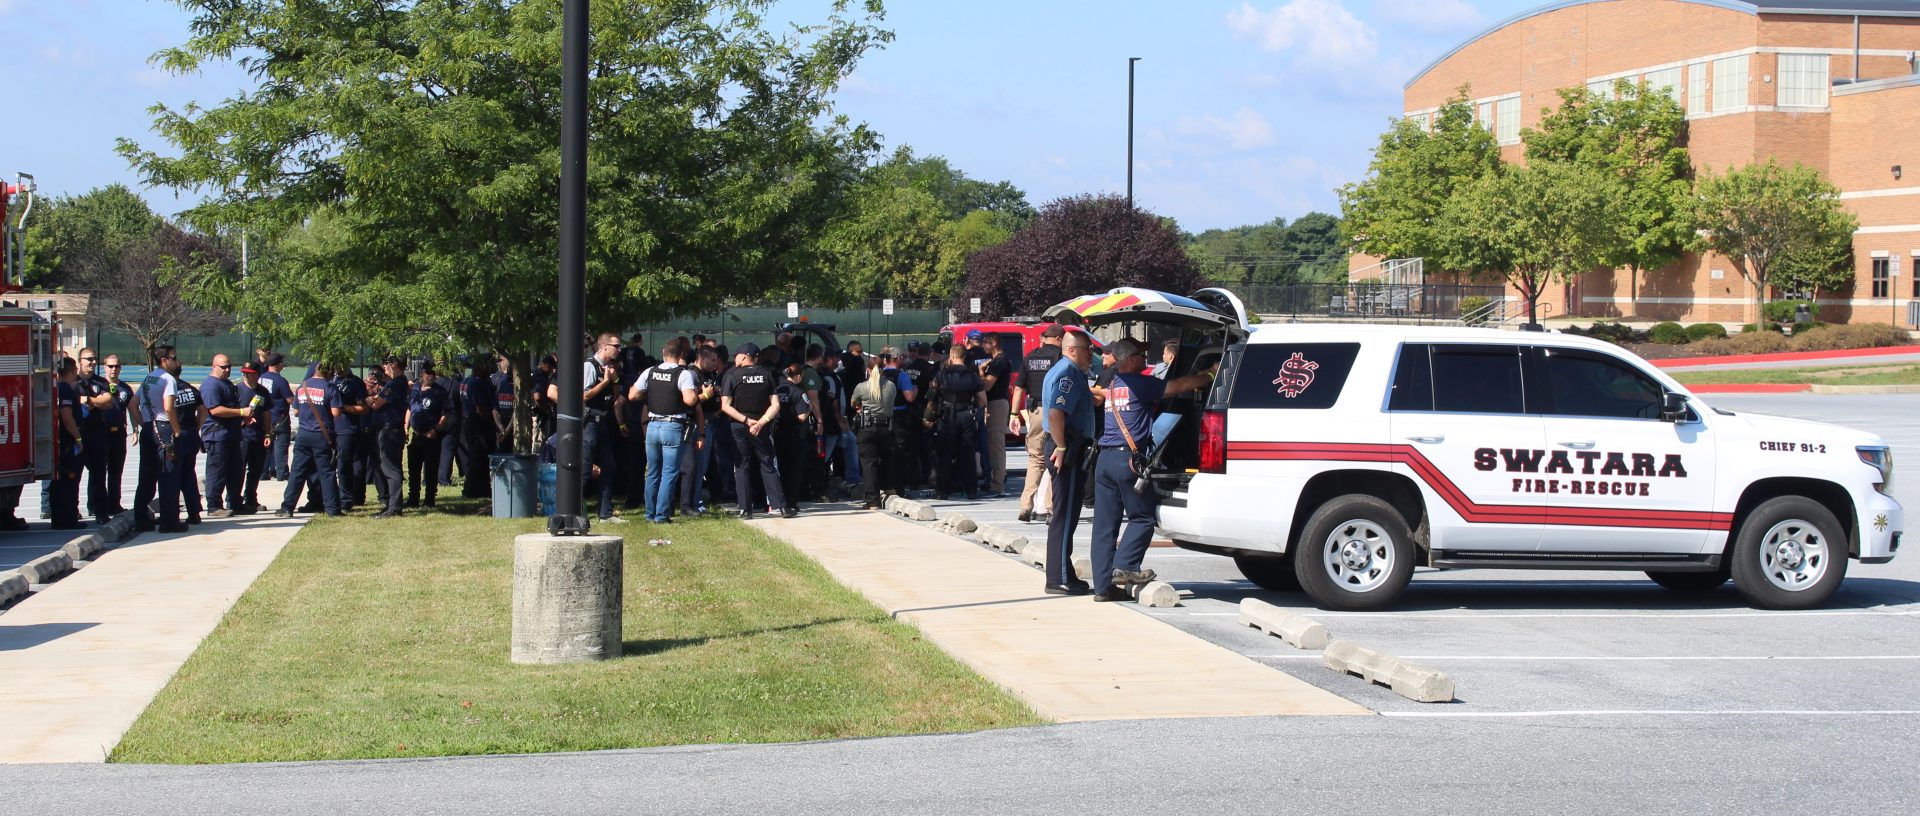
[926,392,1920,717]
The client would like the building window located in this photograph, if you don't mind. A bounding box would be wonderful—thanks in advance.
[1687,61,1707,113]
[1872,257,1890,299]
[1644,67,1682,103]
[1778,53,1829,107]
[1713,55,1749,111]
[1478,100,1494,131]
[1587,78,1614,99]
[1496,96,1519,143]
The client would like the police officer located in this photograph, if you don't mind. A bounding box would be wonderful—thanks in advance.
[1087,340,1217,602]
[49,357,85,530]
[237,361,272,513]
[200,353,249,517]
[547,333,625,523]
[406,363,450,508]
[459,358,499,499]
[907,342,939,491]
[363,360,404,516]
[977,333,1014,497]
[173,364,206,525]
[1042,331,1097,595]
[261,353,295,480]
[772,363,812,517]
[134,345,186,533]
[618,334,657,510]
[275,362,342,518]
[98,353,137,520]
[924,344,986,501]
[73,348,116,524]
[1010,325,1064,523]
[629,338,698,523]
[720,343,787,519]
[850,352,899,510]
[678,347,723,515]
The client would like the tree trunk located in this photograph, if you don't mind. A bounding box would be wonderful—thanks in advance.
[505,349,536,455]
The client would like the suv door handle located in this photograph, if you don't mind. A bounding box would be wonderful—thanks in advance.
[1404,435,1444,444]
[1558,440,1596,449]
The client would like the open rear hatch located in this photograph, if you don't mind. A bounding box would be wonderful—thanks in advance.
[1044,287,1250,485]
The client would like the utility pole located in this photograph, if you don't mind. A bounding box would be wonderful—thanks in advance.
[551,0,589,536]
[1127,57,1140,209]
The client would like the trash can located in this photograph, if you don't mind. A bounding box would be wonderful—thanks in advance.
[490,454,538,518]
[536,461,558,518]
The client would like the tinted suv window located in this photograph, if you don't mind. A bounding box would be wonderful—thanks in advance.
[1388,343,1433,411]
[1428,344,1525,414]
[1539,347,1663,419]
[1229,343,1360,410]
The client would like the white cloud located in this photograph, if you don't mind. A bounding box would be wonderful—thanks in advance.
[0,0,21,13]
[838,70,896,97]
[1227,0,1379,71]
[1375,0,1485,32]
[1174,106,1276,151]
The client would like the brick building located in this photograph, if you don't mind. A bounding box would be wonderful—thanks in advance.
[1355,0,1920,325]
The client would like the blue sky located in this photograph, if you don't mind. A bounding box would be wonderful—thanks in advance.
[0,0,1549,232]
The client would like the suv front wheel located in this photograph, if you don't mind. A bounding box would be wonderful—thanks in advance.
[1293,495,1416,611]
[1730,496,1849,609]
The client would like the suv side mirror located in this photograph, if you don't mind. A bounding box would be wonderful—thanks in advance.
[1661,391,1689,422]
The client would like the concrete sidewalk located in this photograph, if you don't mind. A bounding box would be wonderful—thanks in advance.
[0,481,303,764]
[749,509,1370,721]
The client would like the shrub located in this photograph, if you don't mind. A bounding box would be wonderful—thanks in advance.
[1693,331,1791,355]
[1761,300,1811,324]
[1741,322,1783,334]
[1459,296,1491,326]
[1684,322,1728,341]
[1648,321,1690,344]
[1796,323,1911,351]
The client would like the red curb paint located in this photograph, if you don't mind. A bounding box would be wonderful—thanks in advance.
[1653,344,1920,369]
[1685,383,1812,394]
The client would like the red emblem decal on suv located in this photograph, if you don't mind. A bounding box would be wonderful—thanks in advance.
[1272,352,1319,398]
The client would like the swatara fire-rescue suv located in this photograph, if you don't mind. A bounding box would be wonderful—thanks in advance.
[1045,288,1902,611]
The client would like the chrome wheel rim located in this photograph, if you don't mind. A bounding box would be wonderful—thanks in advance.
[1760,518,1829,592]
[1323,519,1393,593]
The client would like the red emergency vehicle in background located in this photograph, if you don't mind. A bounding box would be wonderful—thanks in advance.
[0,172,58,508]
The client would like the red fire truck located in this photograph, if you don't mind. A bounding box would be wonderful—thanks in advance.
[1,173,55,528]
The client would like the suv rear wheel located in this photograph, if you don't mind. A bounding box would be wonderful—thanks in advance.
[1292,495,1415,611]
[1729,496,1849,609]
[1234,553,1301,593]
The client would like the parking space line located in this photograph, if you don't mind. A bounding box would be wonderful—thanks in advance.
[1382,709,1920,718]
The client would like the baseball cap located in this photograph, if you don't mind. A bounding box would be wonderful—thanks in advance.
[966,329,983,340]
[1110,339,1144,359]
[1040,324,1065,338]
[738,342,761,356]
[240,362,261,374]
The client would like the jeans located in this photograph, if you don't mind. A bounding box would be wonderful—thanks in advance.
[281,430,338,514]
[643,420,686,522]
[1091,448,1158,594]
[837,430,861,484]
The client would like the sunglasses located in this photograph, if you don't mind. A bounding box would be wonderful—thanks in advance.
[80,356,96,362]
[105,364,121,369]
[215,363,231,369]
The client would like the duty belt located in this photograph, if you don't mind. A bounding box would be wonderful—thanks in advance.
[647,414,688,423]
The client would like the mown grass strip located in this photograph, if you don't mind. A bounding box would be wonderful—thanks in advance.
[1672,364,1920,386]
[111,506,1039,763]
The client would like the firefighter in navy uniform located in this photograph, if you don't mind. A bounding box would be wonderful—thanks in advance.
[134,345,186,533]
[200,354,249,517]
[172,368,206,524]
[924,344,986,501]
[369,357,410,517]
[49,358,85,530]
[490,354,515,454]
[237,362,272,513]
[73,348,116,525]
[406,364,450,508]
[330,362,371,510]
[99,354,138,520]
[460,359,499,499]
[275,362,342,517]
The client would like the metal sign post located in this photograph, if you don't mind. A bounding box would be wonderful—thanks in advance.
[549,0,589,536]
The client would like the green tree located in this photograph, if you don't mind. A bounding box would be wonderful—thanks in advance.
[1524,80,1693,310]
[873,146,1032,227]
[1339,91,1502,271]
[15,184,162,290]
[1772,228,1854,320]
[1280,211,1345,282]
[816,183,953,302]
[1692,160,1858,324]
[1442,161,1621,326]
[121,0,890,450]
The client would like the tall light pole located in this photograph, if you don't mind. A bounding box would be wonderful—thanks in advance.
[551,0,589,536]
[1127,57,1140,209]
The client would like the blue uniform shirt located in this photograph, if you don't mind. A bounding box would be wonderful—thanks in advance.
[409,380,450,432]
[1040,357,1094,440]
[261,370,294,424]
[240,379,271,441]
[1097,371,1165,449]
[331,375,368,435]
[888,368,915,413]
[375,376,410,427]
[140,371,178,439]
[490,372,514,416]
[292,376,339,435]
[460,375,493,418]
[200,374,241,442]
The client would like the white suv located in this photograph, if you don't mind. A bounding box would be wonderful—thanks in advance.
[1046,288,1902,611]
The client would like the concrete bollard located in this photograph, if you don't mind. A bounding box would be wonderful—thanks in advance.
[1072,556,1092,581]
[511,534,624,664]
[1133,581,1181,608]
[1238,598,1330,650]
[1322,639,1455,703]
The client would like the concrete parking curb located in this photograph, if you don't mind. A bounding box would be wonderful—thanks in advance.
[61,533,104,563]
[1133,581,1180,608]
[98,510,136,544]
[1016,540,1047,568]
[0,570,27,607]
[885,495,938,521]
[977,524,1029,553]
[1238,598,1329,649]
[20,551,75,586]
[932,512,978,534]
[1322,640,1455,703]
